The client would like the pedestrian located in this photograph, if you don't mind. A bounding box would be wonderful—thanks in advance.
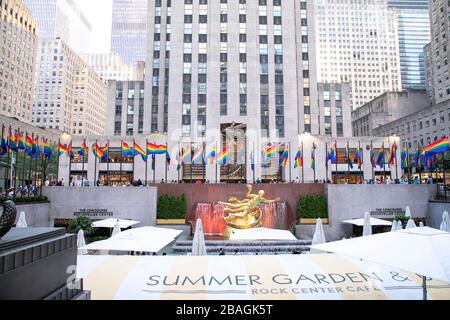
[219,248,225,256]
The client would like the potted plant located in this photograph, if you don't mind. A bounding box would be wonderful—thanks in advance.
[297,195,328,224]
[156,194,187,224]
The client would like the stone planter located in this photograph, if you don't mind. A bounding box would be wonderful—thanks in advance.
[156,219,186,225]
[298,218,328,224]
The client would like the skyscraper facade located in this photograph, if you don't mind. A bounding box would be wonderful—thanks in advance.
[22,0,92,53]
[315,0,402,110]
[110,0,148,66]
[0,0,38,124]
[388,0,431,89]
[426,0,450,104]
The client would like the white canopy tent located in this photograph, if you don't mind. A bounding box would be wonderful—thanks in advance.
[310,218,326,254]
[229,228,297,241]
[15,211,27,228]
[309,227,450,300]
[191,219,207,256]
[111,220,122,237]
[80,226,182,253]
[92,218,140,229]
[343,217,393,227]
[77,230,87,255]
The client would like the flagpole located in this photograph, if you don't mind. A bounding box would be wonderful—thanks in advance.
[442,151,447,201]
[22,131,27,190]
[153,141,156,184]
[178,141,181,182]
[215,141,218,184]
[34,136,38,192]
[383,142,386,182]
[106,140,110,185]
[347,141,350,178]
[359,141,362,183]
[301,142,304,183]
[13,130,19,196]
[325,142,328,183]
[28,133,33,190]
[407,143,411,183]
[144,139,148,185]
[190,141,193,183]
[68,141,71,186]
[419,144,422,184]
[165,140,168,183]
[94,140,98,186]
[40,144,44,196]
[252,142,255,183]
[288,142,292,183]
[335,140,338,184]
[120,140,123,186]
[395,142,399,181]
[371,141,374,182]
[5,125,11,191]
[81,139,85,187]
[203,141,206,182]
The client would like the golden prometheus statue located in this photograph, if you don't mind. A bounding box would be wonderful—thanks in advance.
[219,184,280,230]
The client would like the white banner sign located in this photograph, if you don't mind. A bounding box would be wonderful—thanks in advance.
[77,254,450,300]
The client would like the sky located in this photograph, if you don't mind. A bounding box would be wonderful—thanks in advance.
[74,0,113,54]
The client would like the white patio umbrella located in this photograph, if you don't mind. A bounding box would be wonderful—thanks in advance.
[343,217,392,227]
[440,211,450,232]
[309,227,450,300]
[229,228,297,240]
[80,226,182,253]
[362,212,372,236]
[310,218,326,254]
[191,219,207,256]
[15,211,27,228]
[111,220,122,236]
[405,206,411,218]
[390,220,398,232]
[396,220,404,230]
[405,218,417,229]
[77,229,87,255]
[92,218,140,229]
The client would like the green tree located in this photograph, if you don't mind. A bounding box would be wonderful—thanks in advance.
[68,215,94,235]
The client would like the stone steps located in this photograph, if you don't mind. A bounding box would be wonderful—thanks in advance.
[172,240,312,254]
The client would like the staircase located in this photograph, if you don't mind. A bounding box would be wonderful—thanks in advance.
[172,239,312,255]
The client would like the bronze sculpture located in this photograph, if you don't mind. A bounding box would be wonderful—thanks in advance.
[0,200,17,238]
[219,184,280,230]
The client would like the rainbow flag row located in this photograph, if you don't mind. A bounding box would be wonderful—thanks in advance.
[0,125,52,160]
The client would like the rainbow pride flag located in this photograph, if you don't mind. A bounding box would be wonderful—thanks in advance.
[92,143,104,159]
[181,144,192,164]
[78,140,88,157]
[328,143,337,164]
[25,135,33,157]
[422,138,450,157]
[58,143,67,157]
[310,144,316,170]
[207,145,216,164]
[345,144,353,169]
[0,127,8,156]
[354,146,362,168]
[134,141,147,161]
[17,131,25,150]
[294,149,303,168]
[369,143,376,168]
[42,138,52,160]
[217,147,228,165]
[414,145,422,169]
[147,142,167,155]
[192,145,205,165]
[401,144,408,169]
[265,144,276,159]
[8,128,18,152]
[279,145,289,168]
[31,136,40,158]
[389,143,396,166]
[376,144,385,168]
[122,141,133,158]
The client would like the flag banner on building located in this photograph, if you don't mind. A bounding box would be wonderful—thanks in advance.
[181,144,192,165]
[401,144,408,170]
[414,145,422,169]
[217,147,228,165]
[422,138,450,157]
[17,131,25,150]
[389,143,396,166]
[8,128,18,152]
[345,144,353,169]
[265,143,276,160]
[369,143,376,168]
[279,144,289,168]
[78,140,88,157]
[122,142,133,158]
[237,143,246,165]
[166,150,171,167]
[376,145,385,168]
[192,144,205,165]
[327,143,337,164]
[134,142,147,161]
[42,137,52,161]
[92,143,104,159]
[147,142,167,155]
[310,144,316,170]
[77,254,450,300]
[294,148,303,169]
[207,145,216,165]
[354,146,362,168]
[0,126,8,156]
